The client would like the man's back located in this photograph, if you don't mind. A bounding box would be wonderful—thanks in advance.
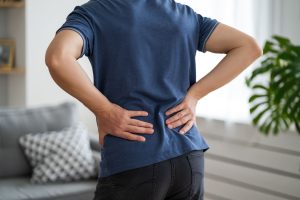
[56,0,219,178]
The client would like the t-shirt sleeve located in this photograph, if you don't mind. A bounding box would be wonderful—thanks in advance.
[196,13,220,53]
[56,6,94,58]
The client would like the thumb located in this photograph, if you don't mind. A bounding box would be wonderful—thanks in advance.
[96,117,104,145]
[99,128,105,146]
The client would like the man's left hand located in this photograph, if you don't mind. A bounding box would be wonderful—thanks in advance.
[165,93,198,134]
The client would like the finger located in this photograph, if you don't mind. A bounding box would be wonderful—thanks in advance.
[97,118,108,147]
[99,134,107,147]
[127,110,149,117]
[167,114,192,129]
[98,128,106,146]
[165,103,184,116]
[99,135,103,146]
[179,120,194,134]
[126,125,154,134]
[119,131,146,142]
[128,118,153,128]
[166,109,189,124]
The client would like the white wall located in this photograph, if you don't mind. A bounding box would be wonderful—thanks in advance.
[25,0,98,133]
[278,0,300,44]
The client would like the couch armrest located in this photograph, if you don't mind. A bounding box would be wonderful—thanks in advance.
[89,133,101,152]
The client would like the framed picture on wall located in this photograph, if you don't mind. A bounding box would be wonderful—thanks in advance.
[0,39,15,70]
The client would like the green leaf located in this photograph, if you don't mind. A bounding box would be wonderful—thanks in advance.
[247,63,274,84]
[281,117,291,132]
[249,94,268,103]
[295,121,300,134]
[277,51,297,61]
[282,90,300,114]
[290,46,300,56]
[252,84,268,91]
[272,35,291,48]
[250,101,268,114]
[252,106,270,125]
[290,100,300,121]
[247,34,300,136]
[273,78,295,104]
[263,41,277,54]
[259,114,273,135]
[245,76,251,87]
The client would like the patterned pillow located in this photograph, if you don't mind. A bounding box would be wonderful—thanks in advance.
[19,123,97,183]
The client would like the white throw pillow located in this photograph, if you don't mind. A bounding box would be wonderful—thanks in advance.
[19,122,97,183]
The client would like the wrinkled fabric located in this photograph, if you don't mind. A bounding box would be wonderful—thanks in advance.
[56,0,220,178]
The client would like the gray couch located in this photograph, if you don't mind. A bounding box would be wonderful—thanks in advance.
[0,102,100,200]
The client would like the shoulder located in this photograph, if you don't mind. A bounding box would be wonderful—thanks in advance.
[81,0,99,8]
[172,1,196,12]
[171,0,198,19]
[74,0,101,16]
[67,0,104,26]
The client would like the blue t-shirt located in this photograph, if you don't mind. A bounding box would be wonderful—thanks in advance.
[56,0,220,178]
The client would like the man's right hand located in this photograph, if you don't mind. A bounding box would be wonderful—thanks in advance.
[95,103,154,147]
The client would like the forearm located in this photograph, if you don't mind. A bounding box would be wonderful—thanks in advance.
[188,43,261,100]
[46,56,111,114]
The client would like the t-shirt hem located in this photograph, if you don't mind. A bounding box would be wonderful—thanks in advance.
[98,146,209,178]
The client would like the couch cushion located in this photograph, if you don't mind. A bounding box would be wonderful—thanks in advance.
[19,123,97,183]
[0,102,78,178]
[0,177,97,200]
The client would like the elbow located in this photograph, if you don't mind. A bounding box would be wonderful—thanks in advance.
[45,49,59,70]
[246,37,263,60]
[45,47,66,71]
[45,57,58,71]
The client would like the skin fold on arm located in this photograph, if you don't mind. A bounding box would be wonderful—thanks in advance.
[165,23,263,134]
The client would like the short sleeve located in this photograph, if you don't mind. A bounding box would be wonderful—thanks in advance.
[196,13,220,53]
[56,6,94,58]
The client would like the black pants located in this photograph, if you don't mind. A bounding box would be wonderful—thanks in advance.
[93,150,205,200]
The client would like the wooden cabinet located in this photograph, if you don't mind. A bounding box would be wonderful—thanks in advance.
[0,0,26,106]
[0,1,25,8]
[0,0,25,75]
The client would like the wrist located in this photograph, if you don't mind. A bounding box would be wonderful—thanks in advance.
[91,101,113,116]
[187,82,209,101]
[83,95,113,116]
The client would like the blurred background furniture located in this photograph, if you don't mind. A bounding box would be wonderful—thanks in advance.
[0,102,100,200]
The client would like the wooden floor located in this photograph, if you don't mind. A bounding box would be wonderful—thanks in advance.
[195,117,300,200]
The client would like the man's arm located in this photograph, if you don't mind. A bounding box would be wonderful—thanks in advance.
[165,23,262,134]
[187,22,263,99]
[45,30,154,146]
[45,29,111,113]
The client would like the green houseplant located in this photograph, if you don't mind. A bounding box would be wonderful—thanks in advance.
[245,35,300,135]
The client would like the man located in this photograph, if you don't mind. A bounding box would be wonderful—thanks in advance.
[45,0,262,199]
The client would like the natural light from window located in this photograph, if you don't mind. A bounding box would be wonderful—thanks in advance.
[176,0,268,124]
